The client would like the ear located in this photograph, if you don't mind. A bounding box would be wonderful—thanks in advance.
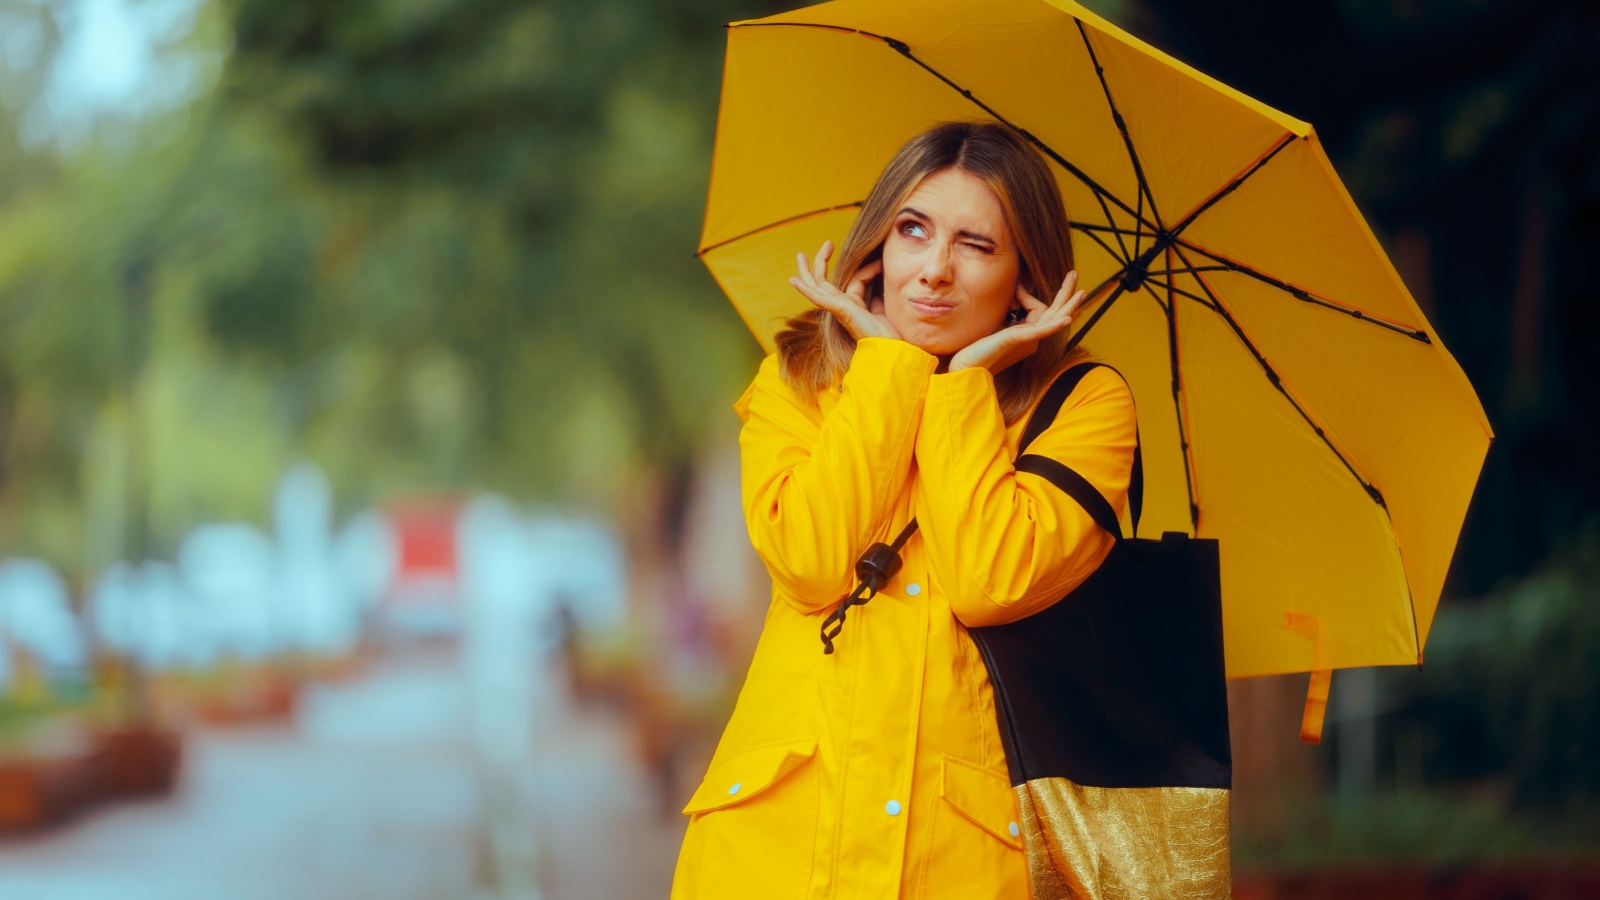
[1016,262,1037,299]
[863,245,885,302]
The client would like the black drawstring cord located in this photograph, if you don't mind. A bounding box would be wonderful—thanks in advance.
[820,518,920,654]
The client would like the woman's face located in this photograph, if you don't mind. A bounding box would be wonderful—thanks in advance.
[880,166,1022,357]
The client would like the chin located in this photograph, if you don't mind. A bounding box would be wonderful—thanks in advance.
[892,319,978,358]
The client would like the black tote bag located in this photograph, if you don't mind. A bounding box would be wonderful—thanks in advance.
[968,361,1232,900]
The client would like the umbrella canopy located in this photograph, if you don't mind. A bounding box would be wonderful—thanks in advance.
[699,0,1495,680]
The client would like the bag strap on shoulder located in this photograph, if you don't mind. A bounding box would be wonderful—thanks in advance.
[1014,361,1145,541]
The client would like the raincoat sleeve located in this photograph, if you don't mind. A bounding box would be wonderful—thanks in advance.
[914,364,1137,628]
[734,337,939,613]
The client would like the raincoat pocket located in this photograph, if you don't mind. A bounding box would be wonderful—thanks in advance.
[938,756,1023,850]
[922,756,1027,899]
[673,737,821,900]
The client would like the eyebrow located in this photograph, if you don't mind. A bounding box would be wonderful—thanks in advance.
[898,207,999,246]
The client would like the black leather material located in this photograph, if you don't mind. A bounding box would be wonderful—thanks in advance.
[970,362,1231,790]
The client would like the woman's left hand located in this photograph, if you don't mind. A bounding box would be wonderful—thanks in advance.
[947,270,1088,374]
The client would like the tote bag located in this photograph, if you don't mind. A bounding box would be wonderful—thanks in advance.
[969,361,1231,900]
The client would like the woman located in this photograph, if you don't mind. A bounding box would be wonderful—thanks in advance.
[671,121,1138,899]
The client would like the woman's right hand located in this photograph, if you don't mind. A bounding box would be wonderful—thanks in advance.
[789,240,899,342]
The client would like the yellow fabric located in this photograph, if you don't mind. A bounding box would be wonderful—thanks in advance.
[699,0,1493,679]
[1300,669,1333,745]
[671,337,1138,899]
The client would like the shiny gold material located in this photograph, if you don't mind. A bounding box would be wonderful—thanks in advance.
[1015,778,1231,900]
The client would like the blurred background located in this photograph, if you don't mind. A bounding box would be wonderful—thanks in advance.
[0,0,1593,897]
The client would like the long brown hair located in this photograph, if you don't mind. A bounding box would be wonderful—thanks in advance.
[774,120,1088,424]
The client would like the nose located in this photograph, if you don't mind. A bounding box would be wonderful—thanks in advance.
[918,241,954,288]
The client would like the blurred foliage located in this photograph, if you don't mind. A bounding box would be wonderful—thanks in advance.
[0,0,790,571]
[1385,516,1600,815]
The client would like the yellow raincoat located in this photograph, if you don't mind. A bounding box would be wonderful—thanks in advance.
[671,337,1138,899]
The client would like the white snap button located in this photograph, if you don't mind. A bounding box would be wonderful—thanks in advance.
[885,799,902,816]
[728,782,741,795]
[905,583,922,596]
[1009,821,1020,837]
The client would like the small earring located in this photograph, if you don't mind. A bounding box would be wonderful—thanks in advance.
[1006,306,1025,324]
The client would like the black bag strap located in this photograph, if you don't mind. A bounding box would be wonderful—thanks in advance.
[819,360,1144,653]
[1014,361,1144,541]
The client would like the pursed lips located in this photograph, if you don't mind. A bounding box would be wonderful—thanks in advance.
[906,295,958,318]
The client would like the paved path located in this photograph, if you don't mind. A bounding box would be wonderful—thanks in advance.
[0,654,686,900]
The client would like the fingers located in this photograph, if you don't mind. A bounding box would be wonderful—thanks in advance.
[1063,288,1087,317]
[1052,270,1081,307]
[795,248,821,289]
[787,273,836,312]
[812,240,832,283]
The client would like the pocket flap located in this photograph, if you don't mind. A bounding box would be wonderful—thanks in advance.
[940,757,1023,849]
[682,737,819,815]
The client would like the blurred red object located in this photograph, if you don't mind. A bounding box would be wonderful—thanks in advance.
[392,499,459,581]
[379,495,465,638]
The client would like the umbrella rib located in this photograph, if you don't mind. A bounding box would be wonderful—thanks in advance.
[1171,243,1389,514]
[1136,276,1170,315]
[1061,273,1131,360]
[1071,222,1143,238]
[1077,226,1130,270]
[1167,133,1298,239]
[1162,258,1201,528]
[1173,239,1433,343]
[1148,266,1230,277]
[1163,279,1221,309]
[697,201,864,257]
[1075,19,1166,231]
[1091,184,1136,263]
[1134,271,1203,530]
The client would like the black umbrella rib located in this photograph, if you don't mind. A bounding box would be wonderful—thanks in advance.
[1131,270,1204,529]
[1167,133,1297,239]
[728,21,1160,240]
[1062,275,1131,356]
[696,201,864,257]
[1137,276,1170,314]
[1070,222,1143,238]
[1070,222,1137,264]
[1075,19,1165,233]
[1171,244,1388,514]
[1162,260,1201,528]
[1076,226,1130,271]
[1147,266,1229,277]
[1173,239,1433,343]
[1161,278,1222,310]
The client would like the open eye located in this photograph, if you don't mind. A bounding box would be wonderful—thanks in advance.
[898,220,927,239]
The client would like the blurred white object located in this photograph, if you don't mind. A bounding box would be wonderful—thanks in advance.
[275,463,360,654]
[458,496,550,763]
[179,522,279,659]
[335,509,399,616]
[527,517,627,639]
[90,560,208,668]
[0,558,86,672]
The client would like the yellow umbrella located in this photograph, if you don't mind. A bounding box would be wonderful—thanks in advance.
[697,0,1493,695]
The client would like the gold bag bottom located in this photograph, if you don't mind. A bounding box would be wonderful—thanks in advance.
[1015,778,1231,900]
